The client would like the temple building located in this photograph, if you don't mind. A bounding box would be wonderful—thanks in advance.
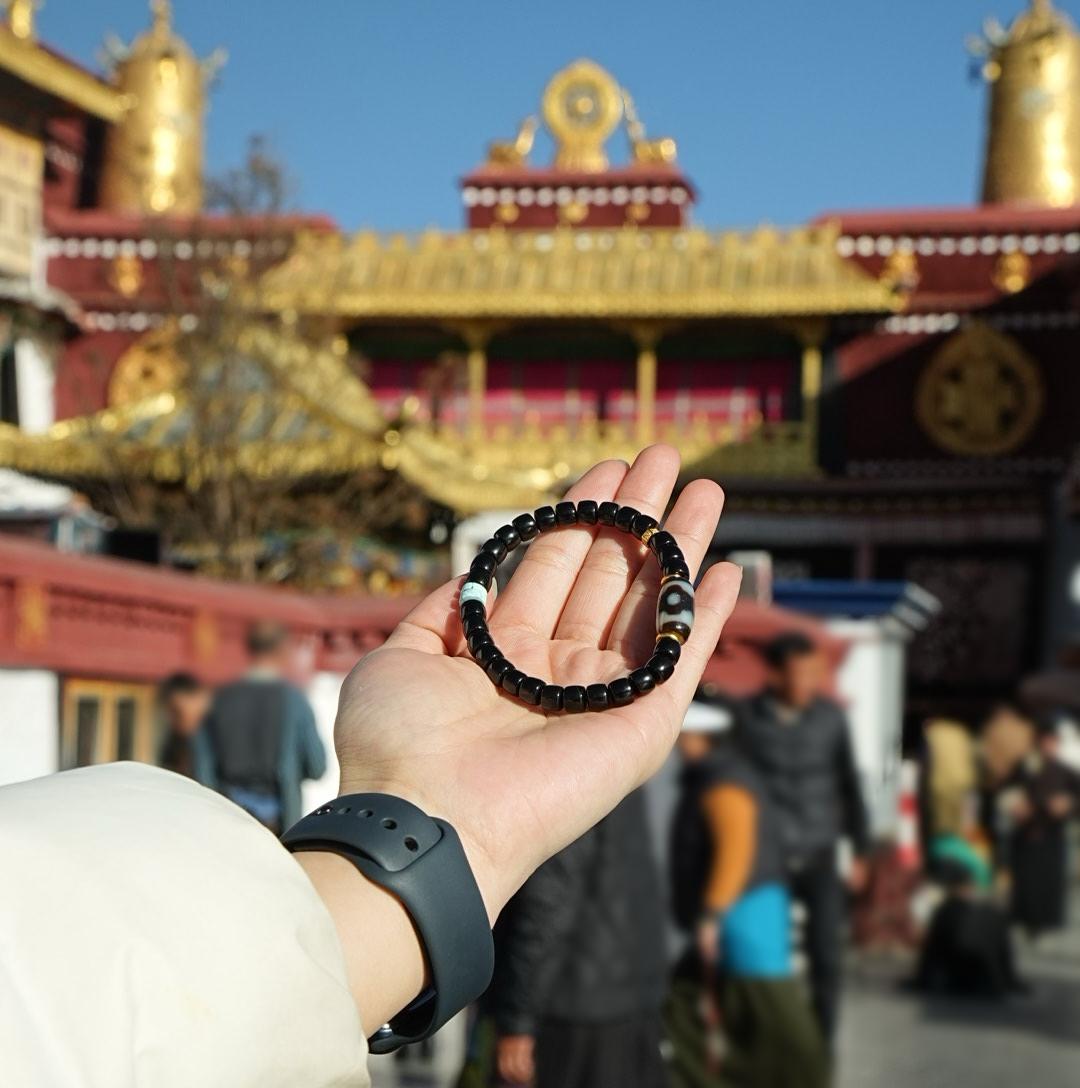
[0,0,1078,743]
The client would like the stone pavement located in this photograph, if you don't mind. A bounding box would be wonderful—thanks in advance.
[372,927,1080,1087]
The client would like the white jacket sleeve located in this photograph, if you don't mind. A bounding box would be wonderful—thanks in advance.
[0,763,369,1088]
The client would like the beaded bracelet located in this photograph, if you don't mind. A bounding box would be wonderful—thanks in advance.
[459,500,694,712]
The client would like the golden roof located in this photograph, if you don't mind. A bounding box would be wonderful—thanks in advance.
[259,222,898,320]
[0,9,127,121]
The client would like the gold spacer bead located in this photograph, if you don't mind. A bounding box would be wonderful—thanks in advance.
[657,628,686,645]
[640,526,658,545]
[660,571,690,586]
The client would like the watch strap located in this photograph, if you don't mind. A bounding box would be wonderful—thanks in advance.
[282,793,494,1053]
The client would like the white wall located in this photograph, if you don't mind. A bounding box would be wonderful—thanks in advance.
[0,669,59,786]
[14,336,55,435]
[828,618,908,838]
[301,670,346,814]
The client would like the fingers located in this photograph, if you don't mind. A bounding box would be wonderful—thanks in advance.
[605,478,726,660]
[554,444,681,647]
[382,574,473,656]
[491,459,628,639]
[514,562,742,859]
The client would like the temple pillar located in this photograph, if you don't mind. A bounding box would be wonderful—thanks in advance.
[448,323,494,439]
[627,324,663,447]
[787,318,827,466]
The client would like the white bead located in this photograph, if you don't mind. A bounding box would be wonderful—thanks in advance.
[460,581,489,608]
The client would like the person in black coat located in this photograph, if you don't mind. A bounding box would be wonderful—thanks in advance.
[735,632,870,1043]
[461,789,668,1088]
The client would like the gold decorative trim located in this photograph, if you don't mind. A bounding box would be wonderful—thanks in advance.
[259,223,898,320]
[0,26,128,121]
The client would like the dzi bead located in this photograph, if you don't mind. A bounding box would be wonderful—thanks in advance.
[656,577,694,642]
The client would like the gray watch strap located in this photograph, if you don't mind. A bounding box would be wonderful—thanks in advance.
[282,794,494,1054]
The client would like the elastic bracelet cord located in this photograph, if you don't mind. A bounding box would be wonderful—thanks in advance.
[459,500,694,712]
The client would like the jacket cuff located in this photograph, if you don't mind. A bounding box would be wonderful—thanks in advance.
[495,1010,537,1037]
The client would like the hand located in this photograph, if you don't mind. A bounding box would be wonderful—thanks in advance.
[334,446,740,919]
[497,1034,535,1085]
[848,856,870,895]
[696,914,720,967]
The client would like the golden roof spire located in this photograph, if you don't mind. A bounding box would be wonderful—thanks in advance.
[98,1,224,215]
[976,0,1080,206]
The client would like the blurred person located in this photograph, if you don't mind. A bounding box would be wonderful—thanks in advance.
[478,788,667,1088]
[157,671,210,779]
[196,620,327,832]
[735,631,869,1043]
[992,706,1080,937]
[667,700,828,1088]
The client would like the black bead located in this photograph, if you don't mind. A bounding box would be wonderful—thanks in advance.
[472,551,497,576]
[586,683,610,710]
[563,685,587,713]
[518,677,544,706]
[654,635,682,662]
[632,512,659,540]
[467,628,493,655]
[648,530,677,555]
[598,501,619,526]
[467,562,493,590]
[608,677,634,706]
[534,505,557,532]
[487,657,513,684]
[577,500,598,525]
[480,537,507,563]
[629,667,657,694]
[460,599,486,621]
[462,614,486,639]
[495,524,522,552]
[540,684,564,711]
[512,512,538,542]
[502,669,526,696]
[663,561,692,582]
[614,505,638,532]
[475,642,502,667]
[658,544,685,567]
[661,619,692,643]
[646,654,675,683]
[555,501,577,525]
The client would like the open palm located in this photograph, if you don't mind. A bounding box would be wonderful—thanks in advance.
[334,445,741,919]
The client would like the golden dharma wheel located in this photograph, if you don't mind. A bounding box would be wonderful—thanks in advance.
[542,59,623,172]
[981,1,1080,206]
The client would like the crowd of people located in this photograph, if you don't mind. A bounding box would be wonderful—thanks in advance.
[911,702,1080,999]
[157,620,327,834]
[458,630,869,1088]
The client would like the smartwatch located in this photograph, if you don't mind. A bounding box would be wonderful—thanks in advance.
[282,794,494,1053]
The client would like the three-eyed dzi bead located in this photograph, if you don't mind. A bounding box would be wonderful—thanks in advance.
[657,577,694,643]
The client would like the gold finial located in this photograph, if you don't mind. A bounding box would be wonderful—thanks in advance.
[976,0,1080,206]
[7,0,39,40]
[622,88,677,165]
[98,0,224,215]
[150,0,172,34]
[486,116,537,168]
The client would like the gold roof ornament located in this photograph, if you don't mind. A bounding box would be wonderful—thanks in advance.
[974,0,1080,205]
[6,0,37,40]
[542,59,624,171]
[259,222,899,319]
[98,1,226,214]
[622,89,677,165]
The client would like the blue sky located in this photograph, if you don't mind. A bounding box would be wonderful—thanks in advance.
[39,0,1060,232]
